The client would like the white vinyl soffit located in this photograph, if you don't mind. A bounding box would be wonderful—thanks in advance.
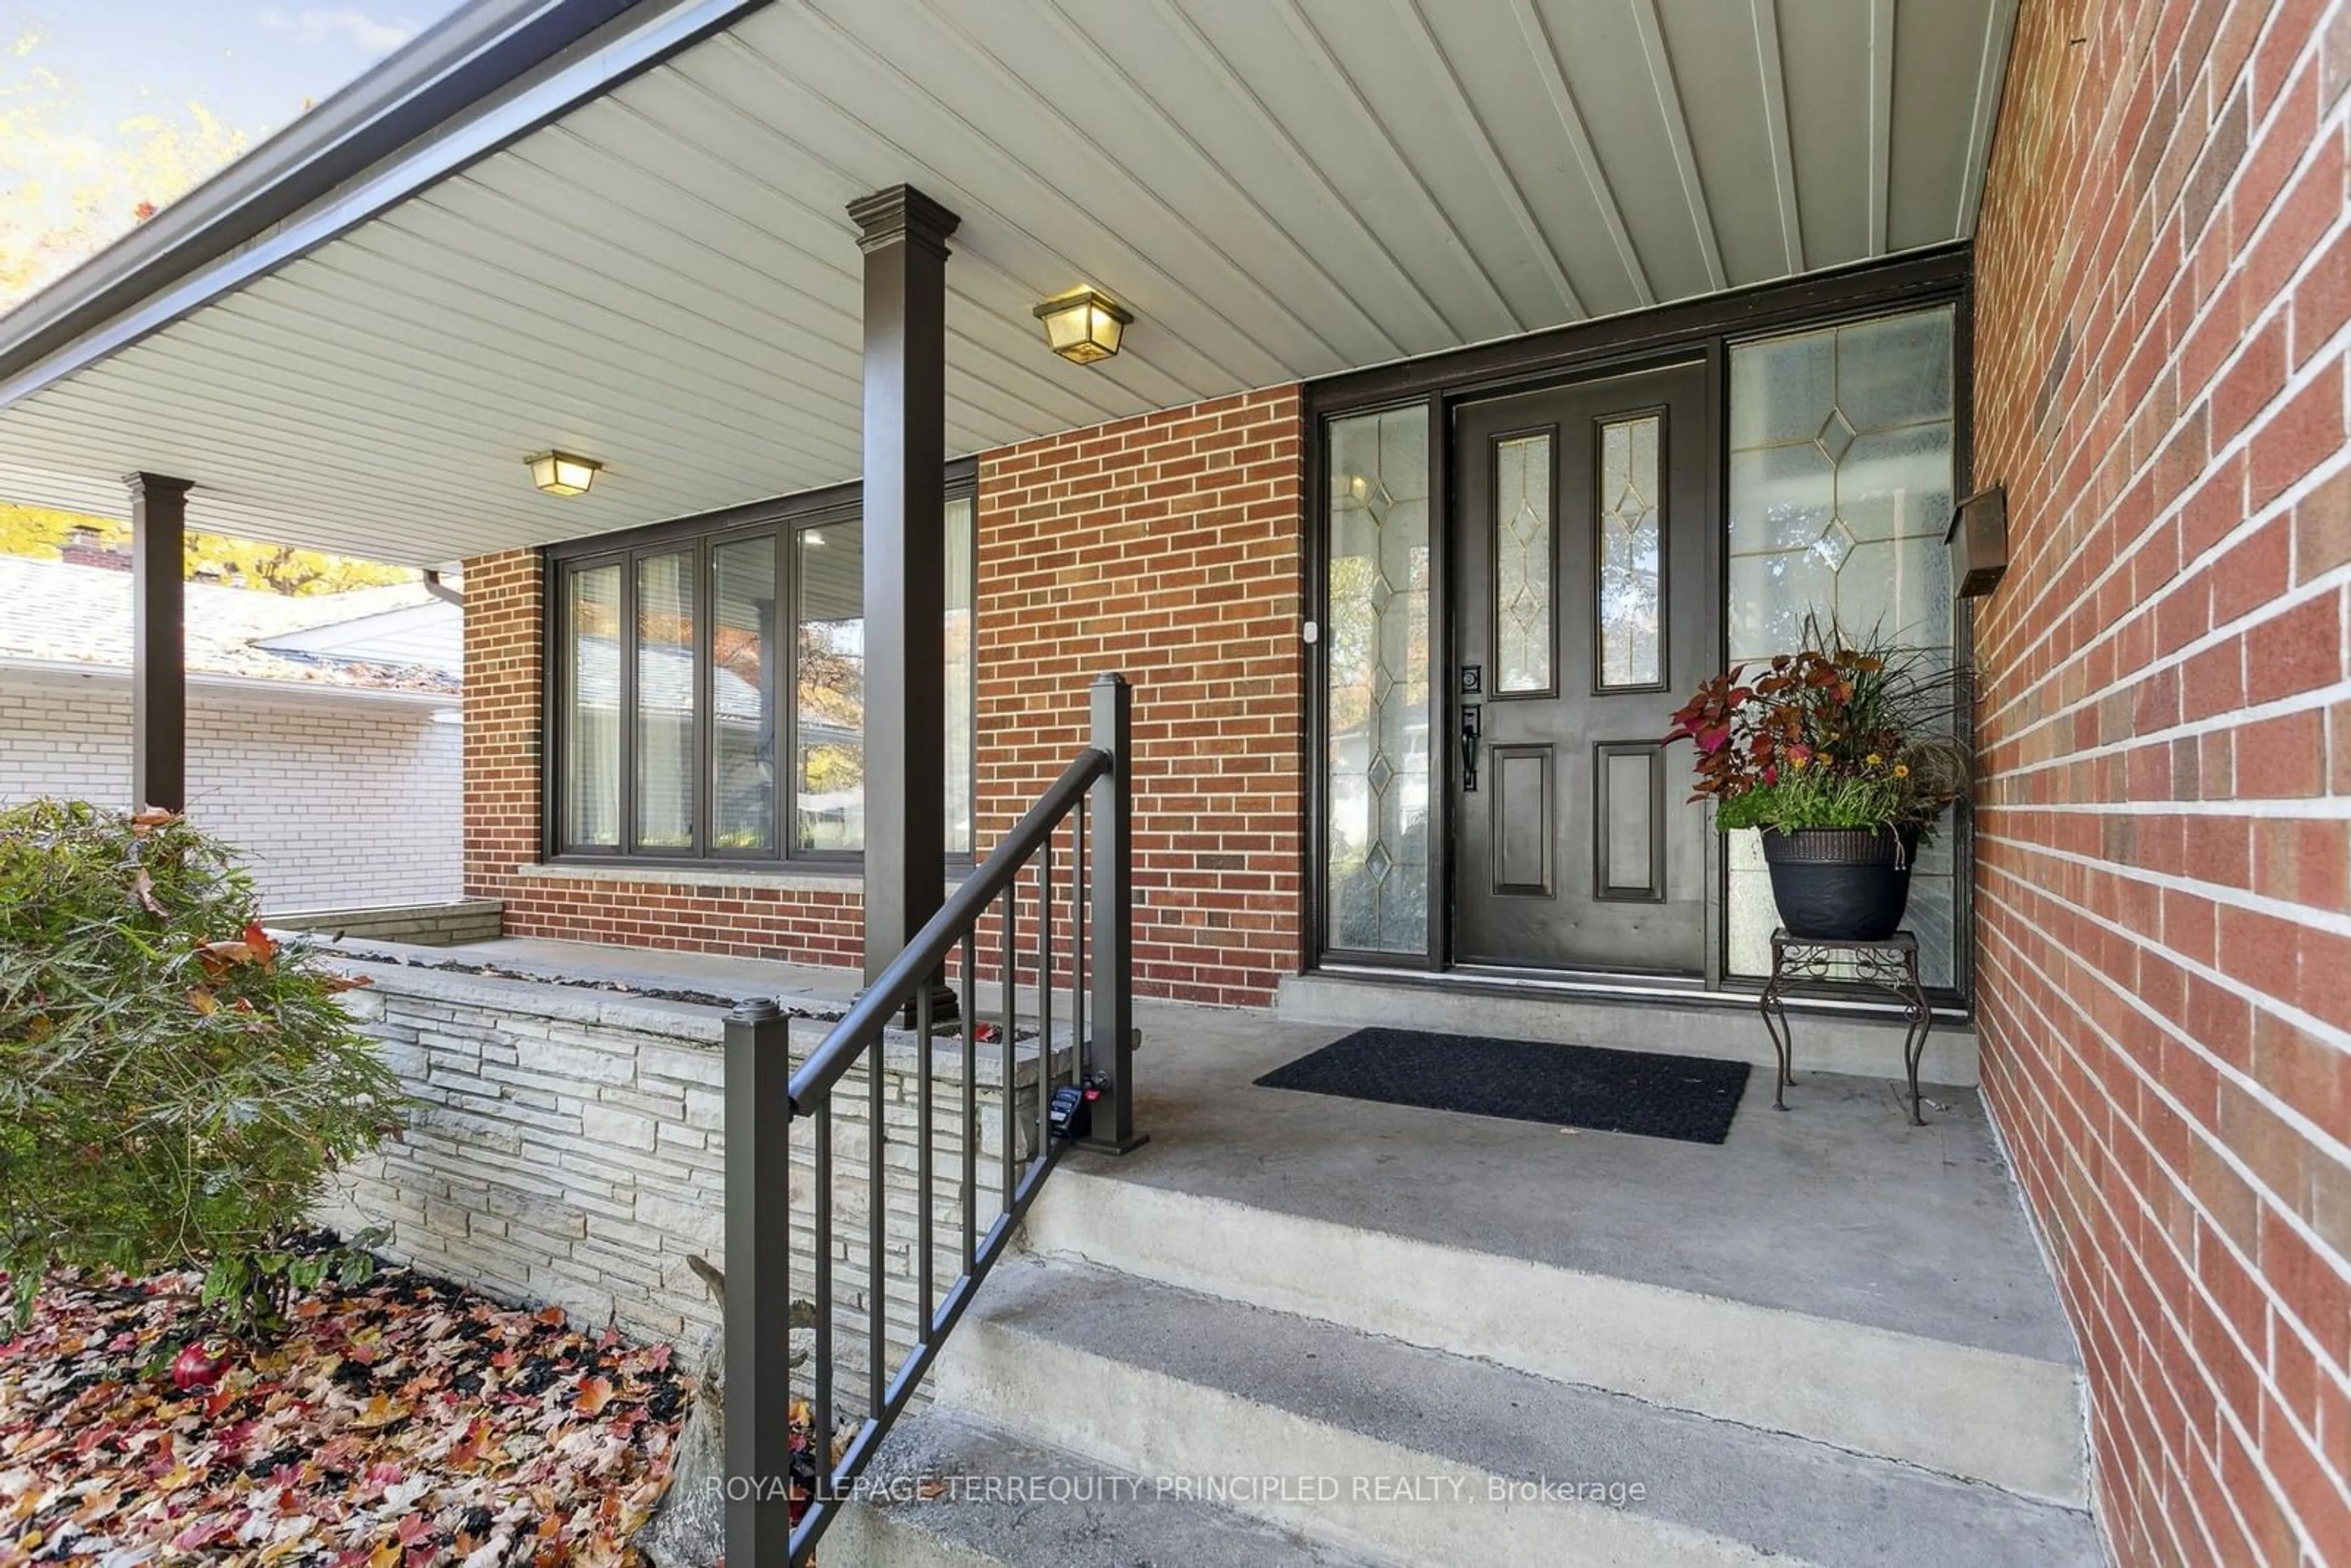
[0,0,2017,563]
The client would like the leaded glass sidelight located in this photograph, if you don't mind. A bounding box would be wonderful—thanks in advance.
[1325,404,1432,956]
[1727,305,1961,987]
[1597,414,1663,688]
[1493,432,1554,693]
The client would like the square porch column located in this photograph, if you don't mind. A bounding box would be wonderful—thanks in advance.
[847,184,961,987]
[126,471,193,813]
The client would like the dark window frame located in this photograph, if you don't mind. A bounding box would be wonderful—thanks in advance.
[1302,244,1977,1009]
[540,463,978,874]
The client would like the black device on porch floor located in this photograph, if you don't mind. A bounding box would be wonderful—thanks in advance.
[1254,1027,1751,1145]
[1049,1075,1108,1142]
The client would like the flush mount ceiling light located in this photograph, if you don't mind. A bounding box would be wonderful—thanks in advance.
[1033,287,1132,364]
[527,451,602,497]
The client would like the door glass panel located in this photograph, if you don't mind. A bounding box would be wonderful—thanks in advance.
[797,521,864,852]
[1597,415,1663,688]
[1324,404,1432,955]
[1727,304,1959,987]
[711,537,778,853]
[563,563,621,849]
[634,551,696,850]
[1493,432,1553,692]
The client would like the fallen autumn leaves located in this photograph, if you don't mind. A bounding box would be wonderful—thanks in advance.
[1,1258,689,1566]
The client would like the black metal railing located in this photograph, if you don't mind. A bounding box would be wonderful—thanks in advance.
[723,672,1143,1566]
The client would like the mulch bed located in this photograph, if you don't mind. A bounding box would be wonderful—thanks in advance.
[0,1259,691,1566]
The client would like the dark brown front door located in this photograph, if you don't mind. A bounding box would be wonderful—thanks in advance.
[1453,361,1714,973]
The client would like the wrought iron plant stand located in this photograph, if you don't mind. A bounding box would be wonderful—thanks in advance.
[1757,928,1934,1125]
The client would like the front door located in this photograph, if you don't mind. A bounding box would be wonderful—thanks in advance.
[1453,361,1714,973]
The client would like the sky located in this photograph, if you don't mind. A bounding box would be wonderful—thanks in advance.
[6,0,470,132]
[3,0,471,244]
[0,1,469,555]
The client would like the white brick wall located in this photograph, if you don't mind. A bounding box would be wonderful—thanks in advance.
[0,669,461,910]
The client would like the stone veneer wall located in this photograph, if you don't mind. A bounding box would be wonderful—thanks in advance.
[322,963,1048,1409]
[269,899,506,947]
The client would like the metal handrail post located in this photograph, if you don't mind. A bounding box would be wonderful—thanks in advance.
[756,674,1144,1564]
[1082,672,1147,1153]
[724,997,794,1564]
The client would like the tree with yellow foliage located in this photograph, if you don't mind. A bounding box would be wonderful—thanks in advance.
[0,32,412,595]
[0,503,413,595]
[0,31,251,311]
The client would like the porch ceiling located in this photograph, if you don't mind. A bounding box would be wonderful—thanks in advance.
[0,0,2015,566]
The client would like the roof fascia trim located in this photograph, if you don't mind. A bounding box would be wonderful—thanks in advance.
[0,0,773,411]
[0,656,460,707]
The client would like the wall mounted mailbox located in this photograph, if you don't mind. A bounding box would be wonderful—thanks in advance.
[1948,486,2009,599]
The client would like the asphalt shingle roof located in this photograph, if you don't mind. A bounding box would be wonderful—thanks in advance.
[0,556,460,693]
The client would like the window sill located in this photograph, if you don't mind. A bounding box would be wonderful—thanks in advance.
[516,861,966,896]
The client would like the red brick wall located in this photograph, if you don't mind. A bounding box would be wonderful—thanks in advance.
[462,542,866,964]
[1971,1,2350,1561]
[462,550,541,898]
[977,387,1305,1007]
[460,386,1305,1005]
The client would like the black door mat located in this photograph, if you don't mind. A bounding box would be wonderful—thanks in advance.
[1254,1027,1752,1145]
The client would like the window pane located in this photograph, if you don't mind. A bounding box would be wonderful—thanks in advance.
[1726,304,1959,986]
[634,550,696,850]
[1493,432,1553,692]
[1325,404,1432,955]
[1597,415,1662,688]
[563,563,621,848]
[797,521,864,851]
[712,536,778,853]
[945,495,975,857]
[559,495,974,866]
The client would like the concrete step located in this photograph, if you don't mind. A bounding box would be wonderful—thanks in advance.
[931,1256,2103,1568]
[828,1410,1382,1566]
[1026,1168,2085,1507]
[1276,970,1980,1087]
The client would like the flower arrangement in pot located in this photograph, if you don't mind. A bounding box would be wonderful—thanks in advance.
[1665,621,1970,940]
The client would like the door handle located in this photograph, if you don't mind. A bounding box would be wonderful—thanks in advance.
[1460,705,1482,793]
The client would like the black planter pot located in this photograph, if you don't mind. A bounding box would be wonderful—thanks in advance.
[1759,824,1921,940]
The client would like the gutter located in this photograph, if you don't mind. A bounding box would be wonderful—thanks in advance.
[0,656,460,710]
[0,0,774,410]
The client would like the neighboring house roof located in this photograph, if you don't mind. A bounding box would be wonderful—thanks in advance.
[0,555,461,694]
[569,634,855,745]
[572,634,770,724]
[253,599,464,675]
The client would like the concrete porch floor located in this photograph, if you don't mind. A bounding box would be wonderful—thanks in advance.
[313,931,2094,1553]
[317,931,2072,1365]
[1087,1001,2068,1363]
